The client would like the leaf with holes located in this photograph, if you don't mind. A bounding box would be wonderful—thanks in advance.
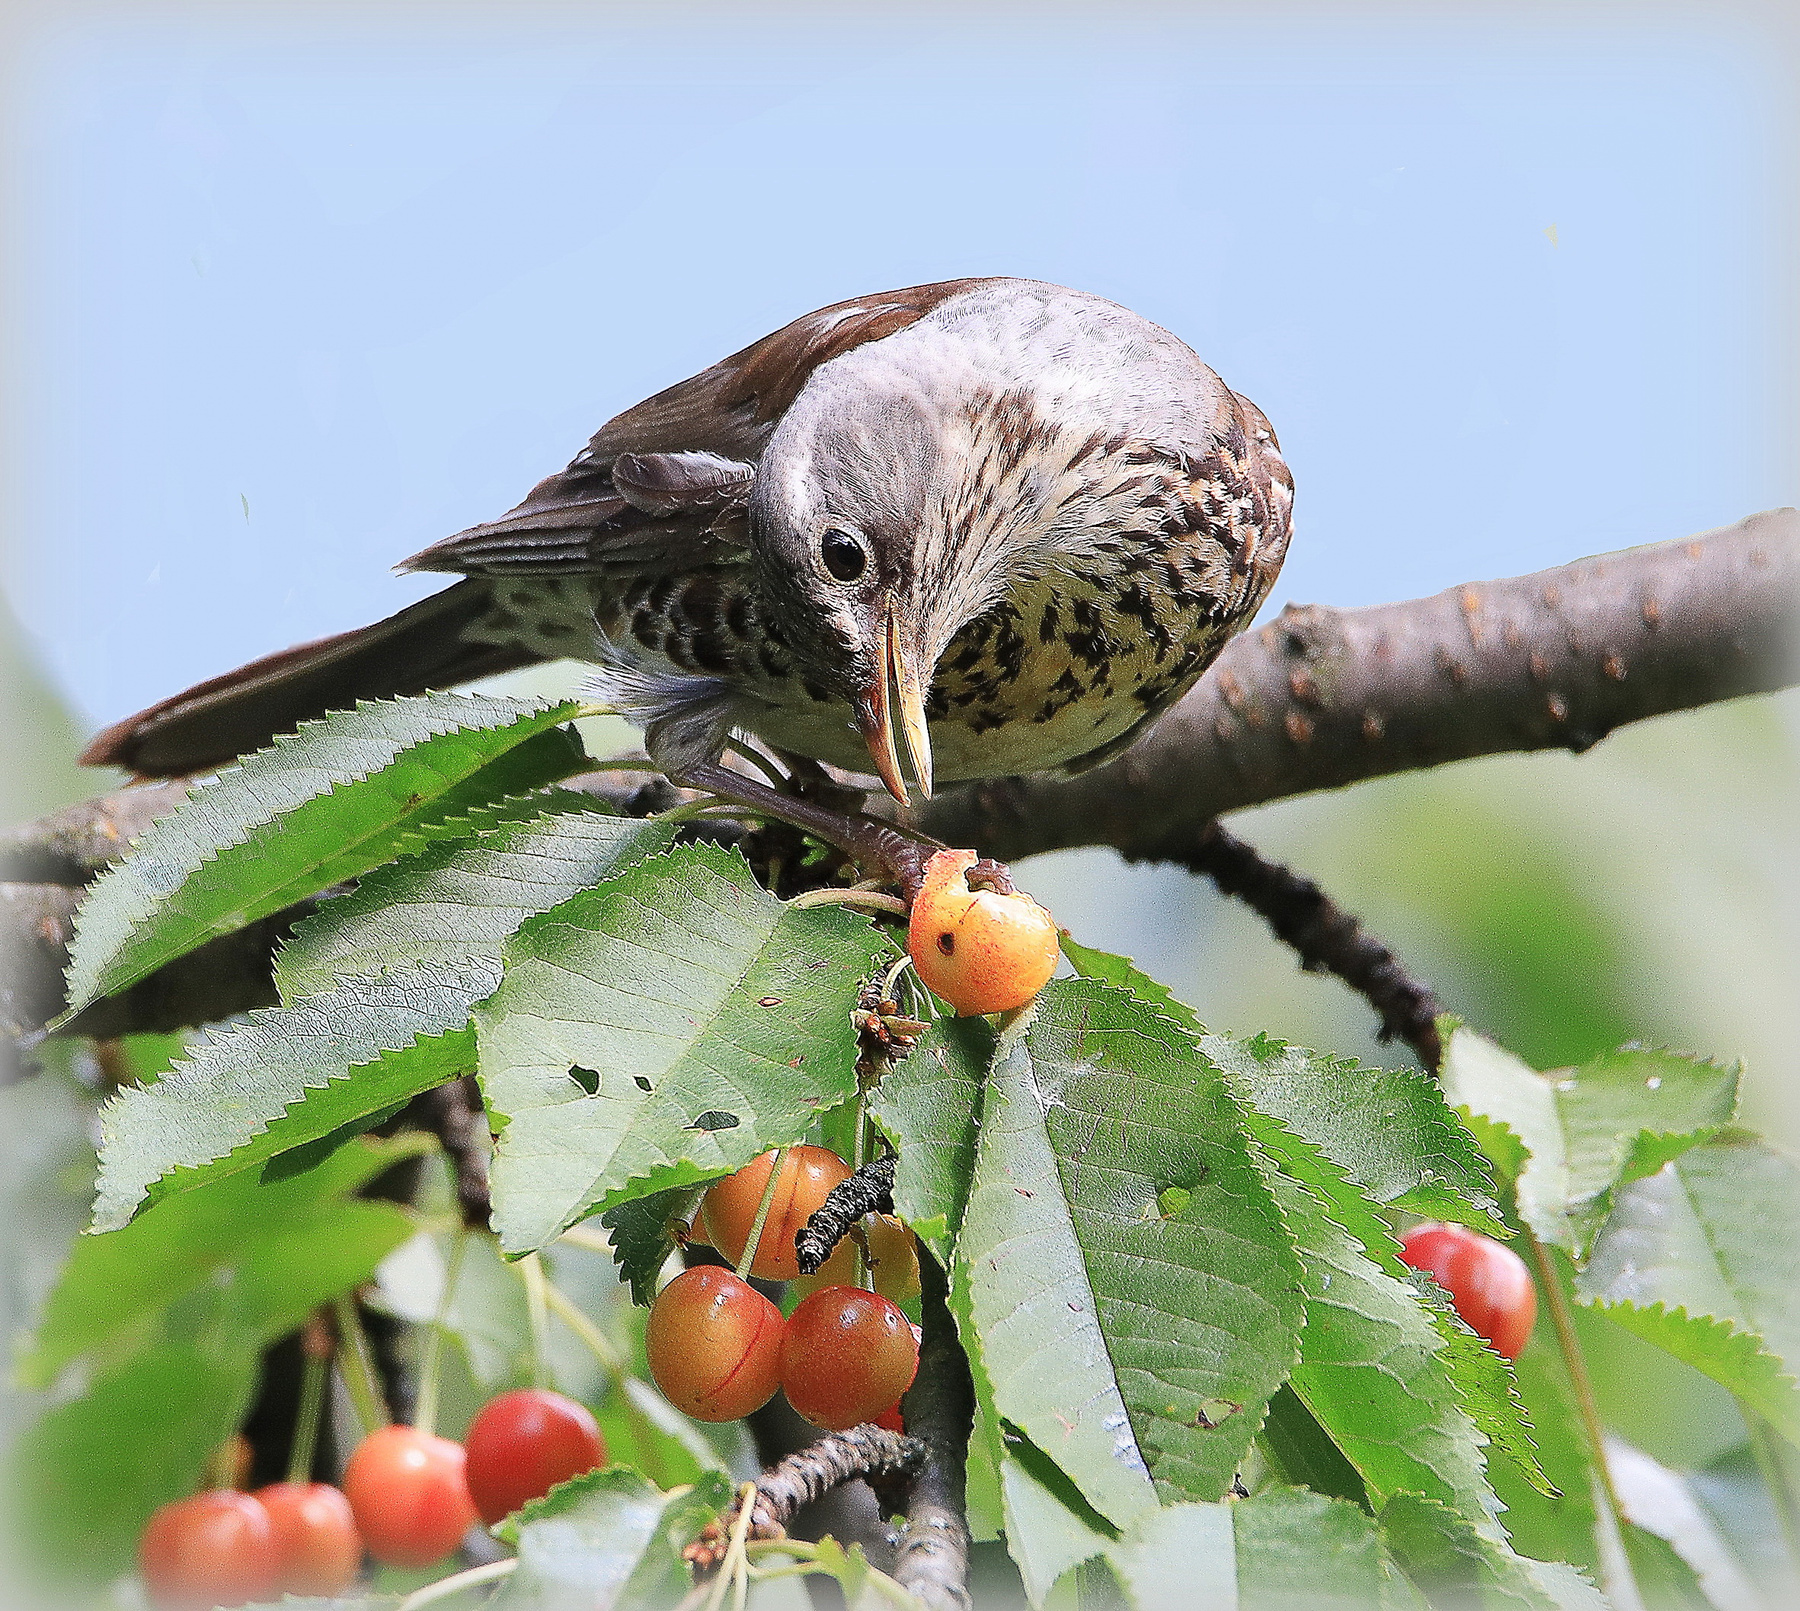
[475,842,889,1255]
[63,693,589,1016]
[1440,1028,1738,1253]
[276,794,676,998]
[1208,1031,1504,1235]
[955,980,1305,1521]
[869,1014,991,1260]
[90,963,486,1231]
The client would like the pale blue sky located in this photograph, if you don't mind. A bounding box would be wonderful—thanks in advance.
[3,0,1795,732]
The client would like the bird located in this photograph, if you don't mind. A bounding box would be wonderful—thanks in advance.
[82,277,1292,883]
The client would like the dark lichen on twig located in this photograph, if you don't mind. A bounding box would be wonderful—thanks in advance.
[794,1153,897,1276]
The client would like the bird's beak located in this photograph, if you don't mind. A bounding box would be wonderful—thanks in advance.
[855,603,935,805]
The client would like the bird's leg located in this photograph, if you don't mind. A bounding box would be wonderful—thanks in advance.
[671,759,933,899]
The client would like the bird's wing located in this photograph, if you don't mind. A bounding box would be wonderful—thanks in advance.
[403,278,1001,577]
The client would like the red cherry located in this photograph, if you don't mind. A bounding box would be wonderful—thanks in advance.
[1399,1223,1538,1360]
[781,1287,920,1430]
[254,1481,361,1596]
[873,1401,906,1434]
[341,1425,478,1568]
[464,1389,608,1525]
[646,1266,786,1422]
[138,1491,278,1611]
[907,849,1060,1016]
[702,1147,853,1281]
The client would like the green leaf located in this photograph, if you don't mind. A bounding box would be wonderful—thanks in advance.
[1585,1305,1798,1445]
[1440,1029,1738,1253]
[868,1015,992,1261]
[1244,1124,1506,1530]
[277,795,676,998]
[601,1186,704,1306]
[1484,1341,1603,1580]
[995,1437,1116,1605]
[1237,1099,1551,1503]
[491,1465,733,1611]
[1209,1032,1504,1235]
[1260,1386,1370,1506]
[1380,1493,1608,1611]
[1058,937,1203,1031]
[9,1338,259,1582]
[1105,1489,1418,1611]
[1577,1135,1800,1441]
[955,981,1305,1521]
[22,1135,425,1387]
[64,692,589,1014]
[476,842,890,1255]
[90,963,484,1231]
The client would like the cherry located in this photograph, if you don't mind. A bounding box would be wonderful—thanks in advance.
[464,1388,608,1524]
[780,1286,920,1430]
[341,1425,479,1568]
[873,1401,906,1434]
[702,1146,852,1281]
[138,1491,278,1611]
[254,1481,362,1597]
[646,1266,786,1422]
[1398,1223,1538,1361]
[907,849,1060,1016]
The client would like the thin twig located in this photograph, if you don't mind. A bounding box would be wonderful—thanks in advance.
[1135,819,1443,1069]
[893,1248,974,1611]
[795,1154,897,1275]
[685,1427,926,1569]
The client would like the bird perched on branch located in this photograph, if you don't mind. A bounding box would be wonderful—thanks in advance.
[84,278,1292,881]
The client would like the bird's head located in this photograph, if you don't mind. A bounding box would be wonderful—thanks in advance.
[748,375,1060,805]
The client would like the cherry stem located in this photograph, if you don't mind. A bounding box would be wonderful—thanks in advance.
[414,1226,468,1439]
[331,1293,389,1435]
[786,889,910,917]
[735,1148,789,1282]
[285,1315,332,1485]
[395,1558,517,1611]
[1525,1233,1644,1610]
[520,1252,552,1391]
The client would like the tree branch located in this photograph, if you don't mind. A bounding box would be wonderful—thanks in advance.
[894,1248,974,1611]
[919,509,1799,861]
[3,512,1793,1049]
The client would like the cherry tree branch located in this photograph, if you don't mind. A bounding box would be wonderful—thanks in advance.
[919,508,1799,861]
[3,511,1794,1053]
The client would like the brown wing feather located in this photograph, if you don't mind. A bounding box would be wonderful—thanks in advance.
[405,278,1002,578]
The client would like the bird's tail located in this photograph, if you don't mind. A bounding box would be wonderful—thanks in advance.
[80,579,541,777]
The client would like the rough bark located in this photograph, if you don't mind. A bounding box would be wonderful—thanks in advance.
[920,509,1799,861]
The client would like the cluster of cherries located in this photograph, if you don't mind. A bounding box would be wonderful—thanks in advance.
[138,1387,609,1610]
[648,1146,923,1430]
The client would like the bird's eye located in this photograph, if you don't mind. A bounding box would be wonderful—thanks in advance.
[819,528,868,583]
